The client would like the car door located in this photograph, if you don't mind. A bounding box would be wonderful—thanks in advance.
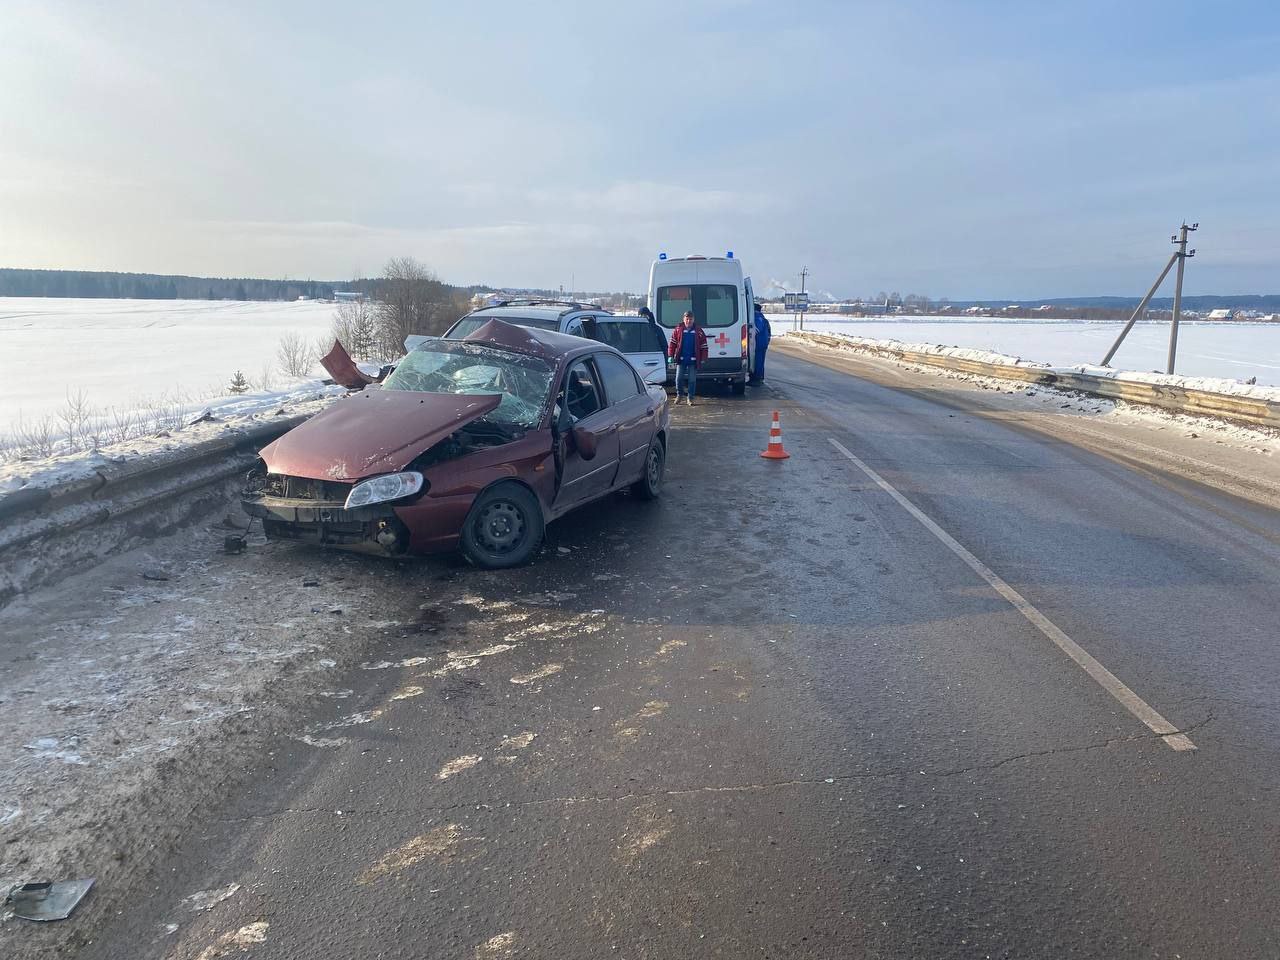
[554,357,621,509]
[593,320,666,387]
[594,351,655,487]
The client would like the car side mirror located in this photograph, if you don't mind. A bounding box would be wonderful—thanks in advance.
[571,426,598,461]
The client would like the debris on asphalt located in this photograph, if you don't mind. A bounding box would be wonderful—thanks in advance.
[557,547,571,554]
[223,535,247,555]
[5,878,95,921]
[141,568,170,581]
[302,578,319,587]
[181,881,240,912]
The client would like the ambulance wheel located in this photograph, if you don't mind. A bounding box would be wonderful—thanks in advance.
[631,440,665,500]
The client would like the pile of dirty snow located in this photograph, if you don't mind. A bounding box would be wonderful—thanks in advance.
[784,329,1280,403]
[0,380,346,495]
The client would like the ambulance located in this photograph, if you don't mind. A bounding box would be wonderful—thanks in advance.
[647,252,755,395]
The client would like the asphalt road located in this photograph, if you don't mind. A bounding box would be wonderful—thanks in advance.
[74,346,1280,959]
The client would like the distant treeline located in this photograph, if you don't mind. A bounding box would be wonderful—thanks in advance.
[964,294,1280,311]
[0,268,342,301]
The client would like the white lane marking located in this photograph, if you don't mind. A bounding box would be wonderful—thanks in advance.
[828,437,1196,752]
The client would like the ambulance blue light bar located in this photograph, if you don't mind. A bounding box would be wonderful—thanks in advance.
[658,252,667,261]
[727,250,734,259]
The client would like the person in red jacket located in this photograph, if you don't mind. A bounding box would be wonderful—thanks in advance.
[667,311,708,405]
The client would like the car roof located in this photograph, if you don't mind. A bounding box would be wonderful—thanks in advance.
[589,315,650,323]
[459,318,600,360]
[470,300,609,320]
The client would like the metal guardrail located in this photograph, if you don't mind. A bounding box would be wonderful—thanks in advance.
[0,416,305,608]
[791,333,1280,430]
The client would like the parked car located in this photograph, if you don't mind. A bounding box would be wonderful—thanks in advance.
[443,299,611,339]
[242,320,669,568]
[563,314,670,387]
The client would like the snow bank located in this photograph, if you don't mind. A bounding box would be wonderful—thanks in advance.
[783,328,1280,403]
[0,379,345,495]
[767,314,1280,388]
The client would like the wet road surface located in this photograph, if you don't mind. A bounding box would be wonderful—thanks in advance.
[69,347,1280,959]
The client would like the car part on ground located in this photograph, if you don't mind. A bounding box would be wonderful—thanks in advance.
[5,878,95,922]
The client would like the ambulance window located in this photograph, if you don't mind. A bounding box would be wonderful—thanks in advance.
[657,286,693,327]
[595,352,643,403]
[657,284,738,328]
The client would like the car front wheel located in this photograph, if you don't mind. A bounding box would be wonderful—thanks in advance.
[460,482,545,568]
[630,440,665,500]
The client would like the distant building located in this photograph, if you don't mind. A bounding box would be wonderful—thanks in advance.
[334,291,366,302]
[964,306,987,315]
[1035,304,1054,312]
[1206,308,1234,321]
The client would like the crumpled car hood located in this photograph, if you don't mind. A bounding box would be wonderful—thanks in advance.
[259,390,503,482]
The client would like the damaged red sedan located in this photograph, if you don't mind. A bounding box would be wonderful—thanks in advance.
[242,320,670,568]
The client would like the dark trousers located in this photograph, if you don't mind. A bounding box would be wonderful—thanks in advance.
[753,342,769,380]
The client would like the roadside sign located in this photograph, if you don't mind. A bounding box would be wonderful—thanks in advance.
[784,293,810,313]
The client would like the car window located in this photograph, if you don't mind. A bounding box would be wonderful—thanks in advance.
[595,352,643,403]
[592,321,666,354]
[564,360,603,422]
[382,341,554,428]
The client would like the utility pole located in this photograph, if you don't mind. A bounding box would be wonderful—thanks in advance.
[1099,223,1196,370]
[1167,222,1196,375]
[798,265,808,331]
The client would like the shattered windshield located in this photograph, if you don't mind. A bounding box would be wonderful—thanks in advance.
[381,342,553,428]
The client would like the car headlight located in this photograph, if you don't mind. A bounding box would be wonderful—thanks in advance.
[344,472,424,509]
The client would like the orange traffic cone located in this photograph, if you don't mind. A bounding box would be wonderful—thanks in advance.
[760,410,790,460]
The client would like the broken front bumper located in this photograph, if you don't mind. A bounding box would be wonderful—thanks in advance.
[241,493,410,554]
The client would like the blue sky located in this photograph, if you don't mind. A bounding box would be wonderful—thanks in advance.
[1,0,1277,298]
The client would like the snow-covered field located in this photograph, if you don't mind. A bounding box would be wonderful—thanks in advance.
[0,297,339,433]
[768,316,1280,388]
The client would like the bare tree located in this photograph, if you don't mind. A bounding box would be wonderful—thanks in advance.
[56,389,95,451]
[373,257,458,357]
[276,331,313,379]
[108,408,137,446]
[332,299,378,360]
[13,414,56,459]
[252,361,277,392]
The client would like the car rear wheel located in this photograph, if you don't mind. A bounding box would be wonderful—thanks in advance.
[460,483,545,568]
[630,441,665,500]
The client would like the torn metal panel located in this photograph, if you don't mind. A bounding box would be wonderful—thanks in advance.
[6,878,95,921]
[319,339,377,390]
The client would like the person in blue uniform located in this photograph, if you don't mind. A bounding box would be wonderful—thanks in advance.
[751,302,772,384]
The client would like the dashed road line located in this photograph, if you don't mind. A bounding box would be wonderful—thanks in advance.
[829,436,1196,751]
